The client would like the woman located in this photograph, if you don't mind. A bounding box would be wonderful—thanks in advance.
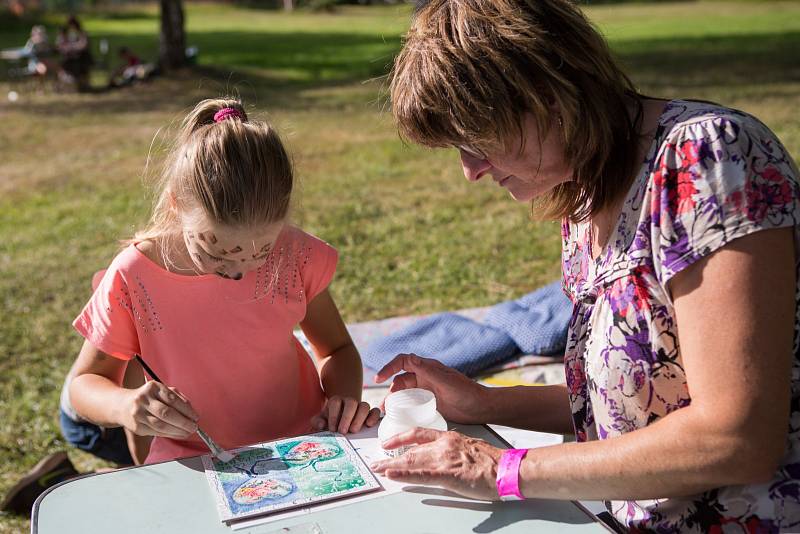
[370,0,800,531]
[56,16,92,91]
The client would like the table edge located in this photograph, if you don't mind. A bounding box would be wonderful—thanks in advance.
[31,425,612,533]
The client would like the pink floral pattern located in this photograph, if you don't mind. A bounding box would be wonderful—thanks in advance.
[561,100,800,532]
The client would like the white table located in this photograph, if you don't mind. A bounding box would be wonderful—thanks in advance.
[33,424,610,533]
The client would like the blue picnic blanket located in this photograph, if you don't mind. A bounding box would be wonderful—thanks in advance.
[361,281,572,377]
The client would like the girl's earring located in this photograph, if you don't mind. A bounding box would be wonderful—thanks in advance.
[558,115,563,128]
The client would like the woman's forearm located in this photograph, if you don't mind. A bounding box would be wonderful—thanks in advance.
[317,342,363,401]
[482,384,574,434]
[519,405,782,500]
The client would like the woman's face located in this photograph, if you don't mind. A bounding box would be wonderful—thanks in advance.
[458,113,573,202]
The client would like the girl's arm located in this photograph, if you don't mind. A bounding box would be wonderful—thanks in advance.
[374,228,794,500]
[70,340,199,439]
[301,288,361,399]
[300,288,380,433]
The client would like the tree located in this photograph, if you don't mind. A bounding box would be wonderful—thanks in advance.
[159,0,186,71]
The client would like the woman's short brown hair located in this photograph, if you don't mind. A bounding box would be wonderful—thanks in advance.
[389,0,642,222]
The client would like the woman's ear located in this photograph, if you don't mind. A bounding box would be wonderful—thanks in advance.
[168,191,177,210]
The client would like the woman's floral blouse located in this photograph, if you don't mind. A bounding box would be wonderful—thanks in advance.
[561,100,800,532]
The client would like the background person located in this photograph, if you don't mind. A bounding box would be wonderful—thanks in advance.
[56,16,92,91]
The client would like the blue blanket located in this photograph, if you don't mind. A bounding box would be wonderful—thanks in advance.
[361,281,572,376]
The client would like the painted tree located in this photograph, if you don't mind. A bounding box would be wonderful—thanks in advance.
[159,0,186,70]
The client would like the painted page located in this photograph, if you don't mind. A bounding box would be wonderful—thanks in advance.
[202,432,382,522]
[229,425,408,530]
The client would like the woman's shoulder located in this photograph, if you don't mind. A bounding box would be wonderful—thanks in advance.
[662,99,754,124]
[657,99,785,153]
[648,99,796,197]
[647,99,798,196]
[639,101,799,283]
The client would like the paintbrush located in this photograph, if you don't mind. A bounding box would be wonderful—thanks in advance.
[134,354,235,462]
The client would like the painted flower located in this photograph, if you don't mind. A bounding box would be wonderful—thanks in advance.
[283,441,340,464]
[232,477,293,505]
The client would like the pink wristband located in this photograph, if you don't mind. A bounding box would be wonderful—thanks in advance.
[496,448,528,501]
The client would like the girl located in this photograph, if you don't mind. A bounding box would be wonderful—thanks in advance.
[68,98,380,464]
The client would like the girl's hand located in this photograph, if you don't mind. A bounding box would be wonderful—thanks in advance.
[370,428,503,501]
[311,395,381,434]
[374,354,490,424]
[118,381,199,439]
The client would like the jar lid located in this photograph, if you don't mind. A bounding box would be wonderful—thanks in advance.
[384,388,438,425]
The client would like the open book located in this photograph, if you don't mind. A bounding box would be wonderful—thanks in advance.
[202,431,381,523]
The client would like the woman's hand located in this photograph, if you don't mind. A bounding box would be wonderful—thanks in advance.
[311,395,381,434]
[374,354,490,424]
[118,381,199,439]
[370,428,503,501]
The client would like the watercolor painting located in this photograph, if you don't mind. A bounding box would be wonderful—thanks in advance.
[202,432,381,522]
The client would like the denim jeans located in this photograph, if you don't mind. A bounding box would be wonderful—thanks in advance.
[59,408,133,466]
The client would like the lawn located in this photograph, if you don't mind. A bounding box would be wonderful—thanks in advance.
[1,1,799,531]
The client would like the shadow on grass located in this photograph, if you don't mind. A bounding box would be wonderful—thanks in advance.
[7,65,390,119]
[88,10,158,21]
[5,28,799,118]
[191,30,400,78]
[1,29,399,74]
[615,31,800,89]
[4,28,400,116]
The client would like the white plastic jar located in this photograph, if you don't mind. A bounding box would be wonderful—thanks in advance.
[378,388,447,457]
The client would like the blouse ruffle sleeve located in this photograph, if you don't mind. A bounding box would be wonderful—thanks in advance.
[649,113,800,287]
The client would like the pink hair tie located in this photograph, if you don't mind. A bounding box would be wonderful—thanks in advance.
[213,107,244,123]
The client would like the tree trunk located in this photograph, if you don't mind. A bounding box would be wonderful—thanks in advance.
[283,0,293,11]
[159,0,186,71]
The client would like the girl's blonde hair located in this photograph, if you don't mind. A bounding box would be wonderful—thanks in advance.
[389,0,643,222]
[134,98,293,252]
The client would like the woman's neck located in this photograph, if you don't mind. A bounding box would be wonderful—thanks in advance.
[589,96,670,259]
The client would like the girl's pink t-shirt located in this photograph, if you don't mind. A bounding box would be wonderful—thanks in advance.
[73,226,336,464]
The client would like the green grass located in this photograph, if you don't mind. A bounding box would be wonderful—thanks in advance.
[2,2,799,531]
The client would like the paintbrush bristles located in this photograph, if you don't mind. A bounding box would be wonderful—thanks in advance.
[197,428,236,462]
[215,450,235,462]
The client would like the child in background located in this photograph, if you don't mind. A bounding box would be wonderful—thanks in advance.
[24,25,55,81]
[108,46,141,87]
[108,46,158,88]
[68,98,381,464]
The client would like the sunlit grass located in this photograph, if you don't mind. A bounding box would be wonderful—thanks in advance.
[1,2,799,531]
